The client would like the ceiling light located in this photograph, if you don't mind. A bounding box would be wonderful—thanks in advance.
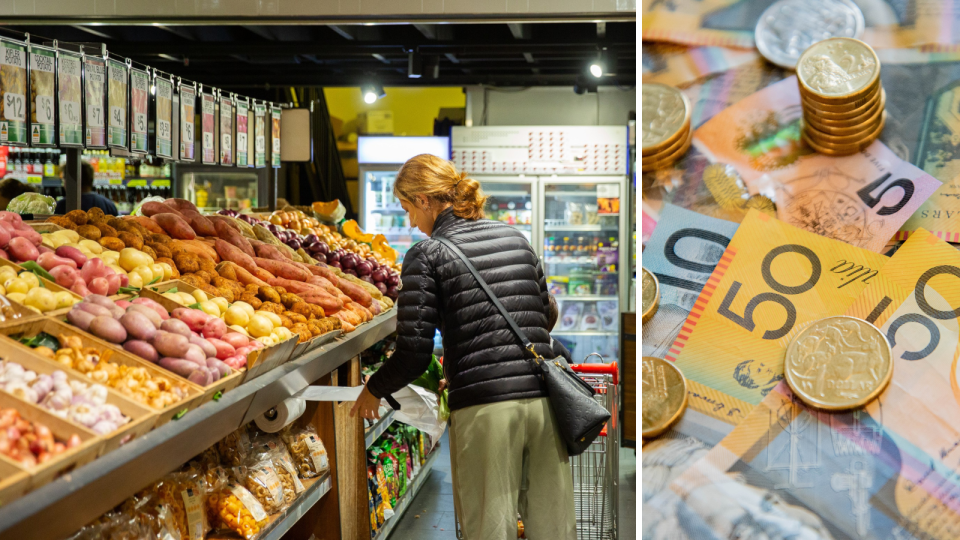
[589,49,617,78]
[589,61,603,78]
[361,82,385,104]
[408,51,423,79]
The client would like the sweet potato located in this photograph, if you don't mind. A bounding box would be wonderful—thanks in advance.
[269,277,343,312]
[182,212,217,236]
[310,263,340,283]
[181,239,219,262]
[306,275,341,296]
[254,243,289,262]
[127,215,165,234]
[217,261,267,287]
[214,239,257,275]
[254,257,310,281]
[165,198,199,214]
[141,201,186,219]
[207,215,242,233]
[214,220,255,258]
[152,213,196,240]
[254,267,276,282]
[335,276,373,307]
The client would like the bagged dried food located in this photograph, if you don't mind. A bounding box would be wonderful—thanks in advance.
[156,469,209,540]
[217,424,251,467]
[236,453,287,515]
[252,433,304,505]
[207,468,269,539]
[281,424,329,478]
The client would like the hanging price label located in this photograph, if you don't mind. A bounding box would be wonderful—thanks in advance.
[129,68,149,153]
[88,104,103,126]
[158,119,171,141]
[110,106,124,128]
[58,51,83,146]
[180,84,196,161]
[84,57,106,148]
[237,131,247,152]
[30,45,56,146]
[3,93,24,122]
[36,95,53,124]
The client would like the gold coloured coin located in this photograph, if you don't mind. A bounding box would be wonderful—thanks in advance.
[643,122,690,162]
[802,112,885,155]
[803,91,886,129]
[797,37,880,103]
[799,78,879,110]
[745,193,777,217]
[803,99,884,135]
[641,267,659,323]
[641,130,693,172]
[642,357,688,438]
[803,109,883,144]
[802,88,885,121]
[783,316,892,411]
[641,84,692,156]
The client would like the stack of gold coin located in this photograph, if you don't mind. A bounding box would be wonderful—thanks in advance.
[641,83,692,172]
[642,357,688,438]
[797,37,885,156]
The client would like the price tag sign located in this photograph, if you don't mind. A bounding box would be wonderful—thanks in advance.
[179,83,196,161]
[106,58,127,149]
[129,68,149,154]
[57,50,83,147]
[83,56,106,148]
[155,76,173,158]
[270,105,281,168]
[236,98,249,167]
[201,92,215,164]
[220,95,234,166]
[0,38,28,146]
[254,102,266,168]
[29,45,55,147]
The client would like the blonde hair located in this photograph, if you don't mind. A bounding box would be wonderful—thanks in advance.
[394,154,487,220]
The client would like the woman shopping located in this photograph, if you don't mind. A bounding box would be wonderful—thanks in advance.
[350,154,576,540]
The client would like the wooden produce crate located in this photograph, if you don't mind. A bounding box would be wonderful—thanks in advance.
[26,222,63,233]
[0,344,157,456]
[0,259,83,321]
[144,280,299,381]
[0,318,204,427]
[0,459,29,506]
[0,391,101,492]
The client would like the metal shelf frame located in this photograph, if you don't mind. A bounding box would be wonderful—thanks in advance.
[0,311,397,540]
[365,410,397,448]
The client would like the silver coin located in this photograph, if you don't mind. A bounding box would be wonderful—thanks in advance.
[755,0,865,69]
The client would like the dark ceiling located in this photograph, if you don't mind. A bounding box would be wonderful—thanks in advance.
[0,22,635,98]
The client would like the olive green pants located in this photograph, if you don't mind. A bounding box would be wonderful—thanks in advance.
[449,397,576,540]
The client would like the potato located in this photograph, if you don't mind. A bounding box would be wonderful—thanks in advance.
[65,209,88,226]
[126,304,163,328]
[255,310,282,328]
[202,317,227,340]
[177,292,196,306]
[190,335,218,358]
[78,239,103,254]
[184,344,207,365]
[188,368,213,386]
[159,357,201,378]
[76,225,101,241]
[124,340,159,363]
[206,358,232,377]
[118,231,144,250]
[247,314,273,338]
[160,318,192,337]
[99,237,125,251]
[151,331,190,358]
[76,302,112,318]
[191,289,209,303]
[89,315,128,343]
[221,332,250,349]
[172,307,210,332]
[67,307,96,331]
[206,338,236,360]
[131,298,169,320]
[7,237,39,262]
[120,311,158,341]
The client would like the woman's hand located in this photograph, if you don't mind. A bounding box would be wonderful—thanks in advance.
[350,385,382,420]
[437,379,447,406]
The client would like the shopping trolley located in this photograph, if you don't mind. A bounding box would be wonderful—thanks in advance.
[453,355,620,540]
[569,357,619,540]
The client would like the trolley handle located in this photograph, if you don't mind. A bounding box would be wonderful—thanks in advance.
[570,361,618,385]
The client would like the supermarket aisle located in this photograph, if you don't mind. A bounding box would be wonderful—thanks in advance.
[390,432,457,539]
[389,435,639,539]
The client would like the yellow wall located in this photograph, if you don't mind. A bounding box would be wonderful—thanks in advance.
[324,87,465,138]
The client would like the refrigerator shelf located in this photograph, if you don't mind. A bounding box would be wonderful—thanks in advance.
[544,224,618,232]
[554,295,619,301]
[551,330,617,336]
[485,190,531,198]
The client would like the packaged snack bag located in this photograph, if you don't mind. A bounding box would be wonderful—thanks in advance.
[281,423,329,478]
[207,468,269,539]
[237,452,287,514]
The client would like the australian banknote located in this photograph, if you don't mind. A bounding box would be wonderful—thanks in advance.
[642,42,760,88]
[693,76,942,252]
[645,229,960,540]
[642,0,960,50]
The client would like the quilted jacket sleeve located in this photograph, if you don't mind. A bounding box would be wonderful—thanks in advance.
[366,241,441,400]
[536,257,550,313]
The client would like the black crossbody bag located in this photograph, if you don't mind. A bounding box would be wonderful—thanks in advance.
[434,236,610,456]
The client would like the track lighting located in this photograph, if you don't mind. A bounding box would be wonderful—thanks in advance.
[361,82,386,104]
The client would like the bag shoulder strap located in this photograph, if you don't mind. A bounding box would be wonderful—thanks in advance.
[433,236,537,355]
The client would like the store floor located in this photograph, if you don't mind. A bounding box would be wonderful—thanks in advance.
[390,434,637,539]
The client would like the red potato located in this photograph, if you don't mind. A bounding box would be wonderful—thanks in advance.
[202,318,227,339]
[106,274,121,295]
[89,315,128,343]
[37,252,76,270]
[141,201,186,219]
[214,220,255,258]
[159,357,201,378]
[254,257,310,281]
[49,266,78,288]
[124,340,159,363]
[120,311,157,341]
[206,338,236,360]
[131,298,170,320]
[70,280,91,296]
[151,331,191,358]
[87,277,109,296]
[7,237,39,262]
[206,358,232,377]
[9,227,41,246]
[152,214,196,240]
[172,307,211,332]
[0,226,10,249]
[67,308,96,331]
[55,246,87,267]
[221,332,250,349]
[115,300,132,310]
[161,318,192,337]
[126,215,166,235]
[190,335,217,358]
[214,239,258,275]
[81,259,109,283]
[184,344,207,365]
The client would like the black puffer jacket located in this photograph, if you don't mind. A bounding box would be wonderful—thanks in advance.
[366,208,552,411]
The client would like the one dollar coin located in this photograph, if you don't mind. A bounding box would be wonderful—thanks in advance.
[784,316,892,410]
[642,267,659,324]
[642,357,688,438]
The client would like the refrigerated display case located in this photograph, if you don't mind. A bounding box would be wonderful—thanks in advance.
[476,176,537,246]
[539,176,628,364]
[358,136,449,262]
[176,167,261,212]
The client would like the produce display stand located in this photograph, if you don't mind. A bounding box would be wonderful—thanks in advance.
[0,310,397,540]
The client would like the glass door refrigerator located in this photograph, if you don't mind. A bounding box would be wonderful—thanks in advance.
[358,136,450,263]
[539,175,628,364]
[475,176,538,247]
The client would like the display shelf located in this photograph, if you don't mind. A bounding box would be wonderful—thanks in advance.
[373,449,439,540]
[259,472,334,540]
[554,295,619,301]
[544,224,610,232]
[366,410,397,448]
[0,311,397,540]
[485,190,531,197]
[545,256,598,264]
[494,222,532,229]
